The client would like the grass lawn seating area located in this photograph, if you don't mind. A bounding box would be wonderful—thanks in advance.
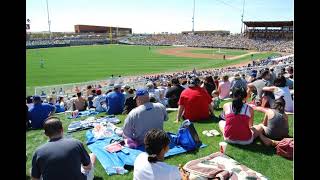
[26,100,293,180]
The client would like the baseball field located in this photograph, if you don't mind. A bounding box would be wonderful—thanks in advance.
[26,45,293,180]
[26,44,279,95]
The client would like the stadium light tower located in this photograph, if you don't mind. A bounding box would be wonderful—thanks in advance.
[240,0,246,34]
[192,0,195,32]
[46,0,52,40]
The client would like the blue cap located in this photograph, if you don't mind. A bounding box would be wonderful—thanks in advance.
[32,95,41,101]
[134,88,149,99]
[250,72,257,78]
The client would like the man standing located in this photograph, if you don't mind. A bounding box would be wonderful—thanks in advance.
[176,77,215,123]
[106,84,125,115]
[28,95,56,129]
[165,78,184,108]
[40,58,44,68]
[122,88,168,146]
[31,117,96,180]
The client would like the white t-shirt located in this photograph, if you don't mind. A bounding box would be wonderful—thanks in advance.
[274,86,294,112]
[134,152,181,180]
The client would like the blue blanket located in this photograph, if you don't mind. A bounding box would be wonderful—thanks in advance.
[86,130,207,175]
[67,110,100,119]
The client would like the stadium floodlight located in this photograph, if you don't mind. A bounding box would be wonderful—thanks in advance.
[240,0,245,34]
[192,0,195,32]
[46,0,52,40]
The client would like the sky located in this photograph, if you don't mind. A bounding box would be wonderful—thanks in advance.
[26,0,293,34]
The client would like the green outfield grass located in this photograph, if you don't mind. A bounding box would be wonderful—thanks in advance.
[26,101,293,180]
[26,45,278,95]
[190,48,249,56]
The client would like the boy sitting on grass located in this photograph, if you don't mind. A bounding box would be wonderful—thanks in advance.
[211,90,221,110]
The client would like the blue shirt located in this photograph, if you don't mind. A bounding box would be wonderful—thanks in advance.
[106,91,125,115]
[28,103,55,129]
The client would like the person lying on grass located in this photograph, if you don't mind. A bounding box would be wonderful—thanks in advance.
[219,87,263,145]
[252,97,289,140]
[134,129,189,180]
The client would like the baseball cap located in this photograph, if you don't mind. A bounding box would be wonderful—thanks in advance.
[189,77,201,87]
[122,84,130,89]
[146,82,154,88]
[96,89,102,95]
[114,84,121,89]
[134,88,149,99]
[250,72,257,78]
[32,95,41,101]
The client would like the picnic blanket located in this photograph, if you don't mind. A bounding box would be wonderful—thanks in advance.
[67,110,100,119]
[67,116,120,133]
[86,130,207,175]
[183,152,268,180]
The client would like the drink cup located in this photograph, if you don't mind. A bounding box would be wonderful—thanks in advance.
[219,142,228,154]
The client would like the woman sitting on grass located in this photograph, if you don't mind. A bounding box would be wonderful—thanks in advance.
[261,75,293,113]
[253,97,289,140]
[219,88,262,145]
[134,129,188,180]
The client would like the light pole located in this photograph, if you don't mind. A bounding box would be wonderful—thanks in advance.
[46,0,52,40]
[192,0,195,32]
[240,0,245,34]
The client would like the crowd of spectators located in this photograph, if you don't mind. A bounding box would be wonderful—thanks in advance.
[127,34,293,53]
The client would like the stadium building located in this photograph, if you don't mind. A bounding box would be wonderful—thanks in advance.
[243,21,293,40]
[74,25,132,37]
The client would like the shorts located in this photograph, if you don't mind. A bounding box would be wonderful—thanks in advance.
[224,134,254,145]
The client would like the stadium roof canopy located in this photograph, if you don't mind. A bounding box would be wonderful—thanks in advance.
[243,21,293,27]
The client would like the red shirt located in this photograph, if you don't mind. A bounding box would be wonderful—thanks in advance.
[178,86,212,121]
[224,104,252,141]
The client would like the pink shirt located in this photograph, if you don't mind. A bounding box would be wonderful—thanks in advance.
[218,81,231,99]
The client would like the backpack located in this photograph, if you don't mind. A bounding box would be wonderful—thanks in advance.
[276,138,293,160]
[177,120,202,151]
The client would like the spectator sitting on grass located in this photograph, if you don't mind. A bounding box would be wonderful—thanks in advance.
[211,90,221,110]
[28,95,56,129]
[201,75,216,97]
[31,117,96,180]
[218,75,231,100]
[253,97,289,140]
[165,78,184,108]
[93,89,107,112]
[122,88,137,114]
[176,77,215,123]
[230,74,247,95]
[218,88,263,145]
[48,96,65,113]
[261,75,293,112]
[106,84,125,115]
[247,69,271,107]
[72,92,88,111]
[26,96,34,110]
[133,129,188,180]
[122,88,168,147]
